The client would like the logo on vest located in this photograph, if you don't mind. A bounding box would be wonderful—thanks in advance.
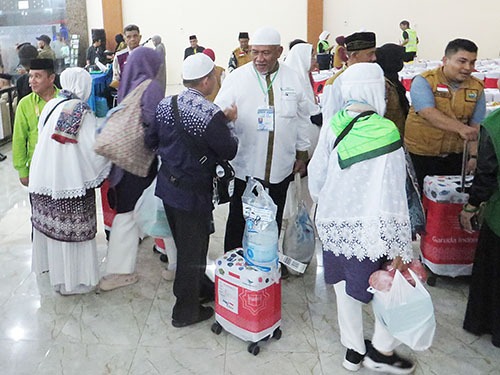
[466,89,478,101]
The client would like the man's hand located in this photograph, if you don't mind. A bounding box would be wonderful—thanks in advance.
[466,158,477,174]
[223,104,238,122]
[293,159,307,177]
[457,124,479,142]
[459,209,477,234]
[19,176,29,186]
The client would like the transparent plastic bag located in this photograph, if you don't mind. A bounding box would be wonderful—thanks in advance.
[370,269,436,351]
[133,179,171,238]
[241,178,279,269]
[282,173,316,274]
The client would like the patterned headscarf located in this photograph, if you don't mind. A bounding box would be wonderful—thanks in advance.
[51,67,91,144]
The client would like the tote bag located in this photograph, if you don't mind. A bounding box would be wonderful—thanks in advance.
[94,79,155,177]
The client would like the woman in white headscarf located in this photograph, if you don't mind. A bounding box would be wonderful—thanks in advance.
[284,42,321,153]
[308,63,415,374]
[29,67,110,295]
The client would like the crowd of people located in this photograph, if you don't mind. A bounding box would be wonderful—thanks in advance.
[5,20,500,375]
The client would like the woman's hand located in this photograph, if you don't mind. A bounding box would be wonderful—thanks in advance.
[390,256,409,272]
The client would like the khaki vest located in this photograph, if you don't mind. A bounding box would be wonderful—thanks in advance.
[404,67,483,156]
[325,66,346,86]
[205,66,225,102]
[384,79,407,137]
[232,48,252,69]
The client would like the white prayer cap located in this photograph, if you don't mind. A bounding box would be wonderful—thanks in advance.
[250,26,281,46]
[182,53,214,80]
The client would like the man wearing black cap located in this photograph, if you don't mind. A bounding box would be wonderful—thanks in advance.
[228,32,251,72]
[322,31,377,122]
[183,35,205,60]
[36,34,56,60]
[12,58,59,186]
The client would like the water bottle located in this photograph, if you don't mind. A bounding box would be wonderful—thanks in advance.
[243,218,279,269]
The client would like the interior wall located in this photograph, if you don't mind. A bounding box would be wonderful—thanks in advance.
[88,0,307,86]
[86,0,497,86]
[324,0,499,61]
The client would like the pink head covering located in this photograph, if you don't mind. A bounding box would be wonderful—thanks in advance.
[203,48,216,62]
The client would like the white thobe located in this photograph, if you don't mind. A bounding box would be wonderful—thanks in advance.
[215,62,310,184]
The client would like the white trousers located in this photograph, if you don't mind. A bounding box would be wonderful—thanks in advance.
[334,280,400,354]
[105,212,140,274]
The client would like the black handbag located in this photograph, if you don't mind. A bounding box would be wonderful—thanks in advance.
[171,95,235,204]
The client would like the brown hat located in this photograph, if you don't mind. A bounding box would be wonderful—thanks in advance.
[36,34,52,45]
[345,32,376,52]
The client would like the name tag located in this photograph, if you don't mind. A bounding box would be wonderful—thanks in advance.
[257,106,275,131]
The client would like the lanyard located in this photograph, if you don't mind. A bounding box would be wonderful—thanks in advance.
[254,65,279,100]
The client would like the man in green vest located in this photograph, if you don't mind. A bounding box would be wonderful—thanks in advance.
[399,20,419,62]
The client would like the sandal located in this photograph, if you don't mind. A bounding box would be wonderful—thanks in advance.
[99,273,139,291]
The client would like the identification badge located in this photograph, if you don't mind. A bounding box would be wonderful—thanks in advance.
[257,106,275,131]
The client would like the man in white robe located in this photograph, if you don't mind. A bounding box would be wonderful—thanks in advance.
[215,26,310,258]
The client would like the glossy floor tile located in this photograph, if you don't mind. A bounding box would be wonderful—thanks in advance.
[0,139,498,375]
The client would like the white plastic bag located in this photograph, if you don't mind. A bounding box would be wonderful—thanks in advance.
[241,178,279,269]
[134,179,172,238]
[282,173,316,274]
[370,269,436,351]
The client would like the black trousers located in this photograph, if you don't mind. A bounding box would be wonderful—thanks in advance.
[164,203,214,321]
[403,51,417,62]
[224,176,292,252]
[409,152,463,193]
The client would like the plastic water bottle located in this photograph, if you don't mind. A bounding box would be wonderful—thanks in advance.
[243,219,279,269]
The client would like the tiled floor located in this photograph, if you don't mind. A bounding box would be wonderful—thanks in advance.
[0,138,498,375]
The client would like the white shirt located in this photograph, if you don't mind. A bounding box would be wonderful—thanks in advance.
[215,62,311,184]
[112,48,130,82]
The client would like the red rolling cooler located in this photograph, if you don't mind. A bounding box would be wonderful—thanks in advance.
[211,249,282,355]
[421,171,479,284]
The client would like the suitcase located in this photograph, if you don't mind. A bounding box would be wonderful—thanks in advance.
[153,238,169,262]
[211,249,282,355]
[420,174,479,279]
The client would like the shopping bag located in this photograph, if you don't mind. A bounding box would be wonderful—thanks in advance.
[282,173,316,274]
[94,79,155,177]
[241,178,279,270]
[370,269,436,351]
[133,179,171,238]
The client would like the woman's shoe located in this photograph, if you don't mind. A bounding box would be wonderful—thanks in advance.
[99,273,139,291]
[161,268,176,281]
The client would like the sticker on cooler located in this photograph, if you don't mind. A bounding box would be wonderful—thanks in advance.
[218,279,239,314]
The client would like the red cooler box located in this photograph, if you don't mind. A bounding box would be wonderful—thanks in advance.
[421,175,479,277]
[212,249,282,355]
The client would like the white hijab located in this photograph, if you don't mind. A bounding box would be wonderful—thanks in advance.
[319,31,330,41]
[283,43,320,116]
[339,63,386,116]
[60,67,92,101]
[29,68,110,199]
